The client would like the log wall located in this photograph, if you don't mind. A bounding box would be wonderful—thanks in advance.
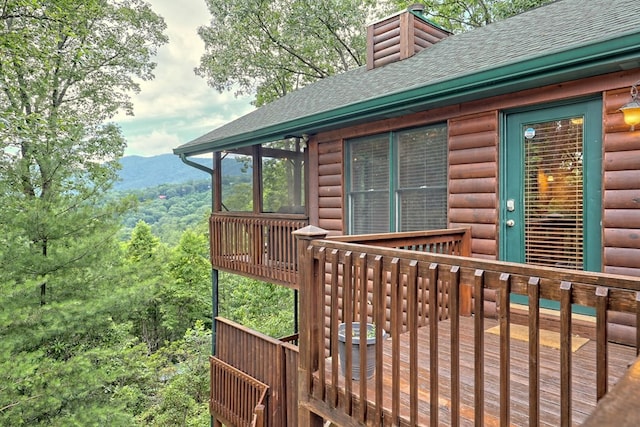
[602,88,640,278]
[312,70,640,277]
[448,111,499,260]
[316,140,344,235]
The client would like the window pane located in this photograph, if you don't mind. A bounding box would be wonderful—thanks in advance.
[351,192,390,234]
[349,134,389,233]
[261,140,306,214]
[524,118,583,269]
[350,135,389,192]
[221,152,253,212]
[397,125,448,231]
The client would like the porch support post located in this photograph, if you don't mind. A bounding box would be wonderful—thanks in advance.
[212,268,218,356]
[293,225,328,427]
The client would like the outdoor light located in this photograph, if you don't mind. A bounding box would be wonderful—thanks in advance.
[619,80,640,131]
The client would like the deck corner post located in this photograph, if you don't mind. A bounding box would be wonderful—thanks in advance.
[293,226,328,427]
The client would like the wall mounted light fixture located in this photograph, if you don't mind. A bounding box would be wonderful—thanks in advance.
[619,80,640,131]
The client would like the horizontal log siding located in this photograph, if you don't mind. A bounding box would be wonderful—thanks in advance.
[367,11,449,70]
[317,140,344,235]
[603,88,640,278]
[448,111,499,260]
[215,318,287,427]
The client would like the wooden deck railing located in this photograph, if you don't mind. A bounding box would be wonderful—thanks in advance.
[210,212,308,288]
[210,356,268,427]
[328,227,471,255]
[214,317,299,427]
[295,226,640,426]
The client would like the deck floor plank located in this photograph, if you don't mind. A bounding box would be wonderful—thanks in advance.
[316,316,637,426]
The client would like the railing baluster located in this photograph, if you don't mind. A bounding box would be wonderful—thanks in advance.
[373,255,384,424]
[473,270,485,427]
[408,260,419,425]
[316,248,327,401]
[391,258,401,425]
[596,286,609,400]
[428,262,439,427]
[499,273,511,427]
[358,253,368,423]
[528,277,540,427]
[343,251,353,415]
[450,265,460,427]
[560,281,572,427]
[636,292,640,357]
[330,249,340,408]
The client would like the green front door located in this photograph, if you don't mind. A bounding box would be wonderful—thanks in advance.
[501,99,603,276]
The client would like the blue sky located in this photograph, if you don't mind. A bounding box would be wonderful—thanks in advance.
[115,0,254,157]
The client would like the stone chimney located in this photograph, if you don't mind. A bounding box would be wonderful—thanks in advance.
[366,4,451,70]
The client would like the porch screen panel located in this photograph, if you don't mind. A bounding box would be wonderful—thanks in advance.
[397,125,448,231]
[524,118,584,269]
[349,135,390,234]
[261,140,306,214]
[221,152,253,212]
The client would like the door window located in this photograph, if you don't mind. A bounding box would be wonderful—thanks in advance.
[524,118,584,269]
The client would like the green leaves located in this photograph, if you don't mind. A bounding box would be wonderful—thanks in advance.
[196,0,376,106]
[196,0,554,105]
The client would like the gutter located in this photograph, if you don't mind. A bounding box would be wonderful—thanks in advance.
[178,153,214,176]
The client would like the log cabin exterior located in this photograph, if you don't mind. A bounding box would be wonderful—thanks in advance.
[174,0,640,425]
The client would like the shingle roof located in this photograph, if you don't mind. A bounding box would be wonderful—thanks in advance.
[175,0,640,156]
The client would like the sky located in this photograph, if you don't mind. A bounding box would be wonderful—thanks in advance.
[114,0,254,157]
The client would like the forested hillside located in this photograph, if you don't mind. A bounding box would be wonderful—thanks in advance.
[117,179,212,244]
[114,153,245,191]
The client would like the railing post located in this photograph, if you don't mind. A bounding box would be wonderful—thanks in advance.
[293,225,328,427]
[460,227,472,316]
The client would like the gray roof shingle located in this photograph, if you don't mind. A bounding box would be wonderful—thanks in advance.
[175,0,640,155]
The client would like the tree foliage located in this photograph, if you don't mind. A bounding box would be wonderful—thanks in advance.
[396,0,553,32]
[197,0,553,105]
[196,0,377,106]
[0,0,167,300]
[0,0,169,424]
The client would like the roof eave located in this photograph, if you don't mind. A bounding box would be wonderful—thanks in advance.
[174,32,640,157]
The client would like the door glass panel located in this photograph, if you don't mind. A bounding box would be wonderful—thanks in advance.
[524,117,583,269]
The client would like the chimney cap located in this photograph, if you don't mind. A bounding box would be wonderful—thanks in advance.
[408,4,425,13]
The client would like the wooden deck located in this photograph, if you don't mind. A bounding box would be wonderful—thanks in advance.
[314,315,637,426]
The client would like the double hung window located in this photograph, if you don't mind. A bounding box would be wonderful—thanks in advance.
[346,124,448,234]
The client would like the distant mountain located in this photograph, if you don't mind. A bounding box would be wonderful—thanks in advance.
[114,153,243,191]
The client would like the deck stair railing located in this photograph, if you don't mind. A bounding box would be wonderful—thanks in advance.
[295,226,640,426]
[209,356,268,427]
[213,317,299,427]
[210,212,308,287]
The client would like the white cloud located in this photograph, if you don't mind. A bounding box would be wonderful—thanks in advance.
[116,0,254,157]
[125,129,183,157]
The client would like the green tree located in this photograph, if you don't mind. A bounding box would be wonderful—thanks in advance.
[0,1,167,423]
[126,220,161,262]
[123,221,172,353]
[197,0,552,106]
[196,0,377,106]
[219,273,295,338]
[395,0,553,32]
[164,229,212,340]
[137,321,211,427]
[0,0,167,303]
